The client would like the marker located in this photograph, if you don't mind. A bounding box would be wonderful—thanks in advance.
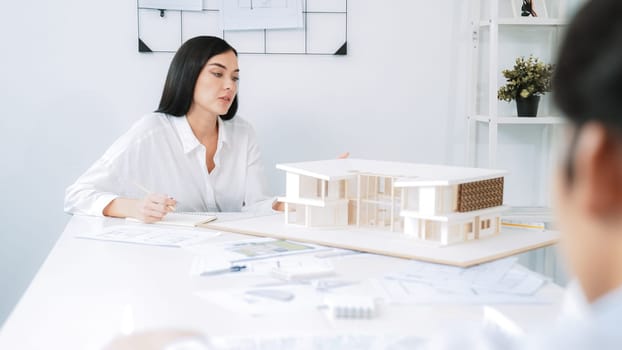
[200,265,247,276]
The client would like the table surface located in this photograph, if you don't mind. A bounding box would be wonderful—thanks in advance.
[0,215,565,349]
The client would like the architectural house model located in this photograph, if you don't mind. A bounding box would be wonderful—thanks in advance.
[276,159,507,246]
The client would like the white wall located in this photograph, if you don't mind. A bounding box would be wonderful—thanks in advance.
[244,1,470,193]
[0,0,174,325]
[1,0,577,326]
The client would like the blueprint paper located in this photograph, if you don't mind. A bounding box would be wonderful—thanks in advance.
[76,225,220,247]
[378,258,549,304]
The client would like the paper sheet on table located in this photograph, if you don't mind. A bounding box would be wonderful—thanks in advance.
[375,278,548,304]
[377,258,548,304]
[478,268,546,295]
[195,285,322,316]
[126,213,217,227]
[184,237,330,262]
[189,255,232,276]
[209,211,277,223]
[386,258,519,288]
[220,0,304,30]
[190,253,336,277]
[204,334,425,350]
[75,225,220,247]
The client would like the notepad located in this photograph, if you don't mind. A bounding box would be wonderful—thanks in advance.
[127,212,217,227]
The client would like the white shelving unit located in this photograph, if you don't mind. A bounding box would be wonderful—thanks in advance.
[466,0,569,168]
[466,0,572,284]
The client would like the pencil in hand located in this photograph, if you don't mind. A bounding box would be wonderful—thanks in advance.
[134,182,177,211]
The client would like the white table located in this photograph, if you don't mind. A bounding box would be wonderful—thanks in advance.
[0,215,564,349]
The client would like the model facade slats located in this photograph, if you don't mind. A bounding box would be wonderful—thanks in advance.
[457,178,504,212]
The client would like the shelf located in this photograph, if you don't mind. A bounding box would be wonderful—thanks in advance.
[503,206,553,218]
[501,206,555,230]
[467,1,568,171]
[479,18,568,27]
[471,115,566,125]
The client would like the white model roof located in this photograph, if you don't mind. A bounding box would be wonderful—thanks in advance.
[276,159,507,186]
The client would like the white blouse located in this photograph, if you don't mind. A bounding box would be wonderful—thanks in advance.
[64,113,274,216]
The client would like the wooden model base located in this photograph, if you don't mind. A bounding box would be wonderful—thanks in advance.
[205,213,559,267]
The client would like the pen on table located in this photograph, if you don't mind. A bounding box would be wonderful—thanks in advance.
[133,182,177,211]
[200,265,247,276]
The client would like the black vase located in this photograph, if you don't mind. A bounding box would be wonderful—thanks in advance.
[516,94,540,117]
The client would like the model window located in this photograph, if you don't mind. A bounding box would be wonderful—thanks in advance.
[465,222,473,233]
[378,177,385,194]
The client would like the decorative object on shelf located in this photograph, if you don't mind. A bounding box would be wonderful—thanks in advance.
[521,0,538,17]
[516,94,541,117]
[497,56,554,117]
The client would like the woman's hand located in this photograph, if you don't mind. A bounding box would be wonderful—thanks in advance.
[134,194,177,223]
[272,200,286,211]
[103,194,176,223]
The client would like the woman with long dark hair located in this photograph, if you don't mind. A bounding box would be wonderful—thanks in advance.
[65,36,273,222]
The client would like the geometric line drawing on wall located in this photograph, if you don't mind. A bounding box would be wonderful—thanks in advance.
[137,0,348,55]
